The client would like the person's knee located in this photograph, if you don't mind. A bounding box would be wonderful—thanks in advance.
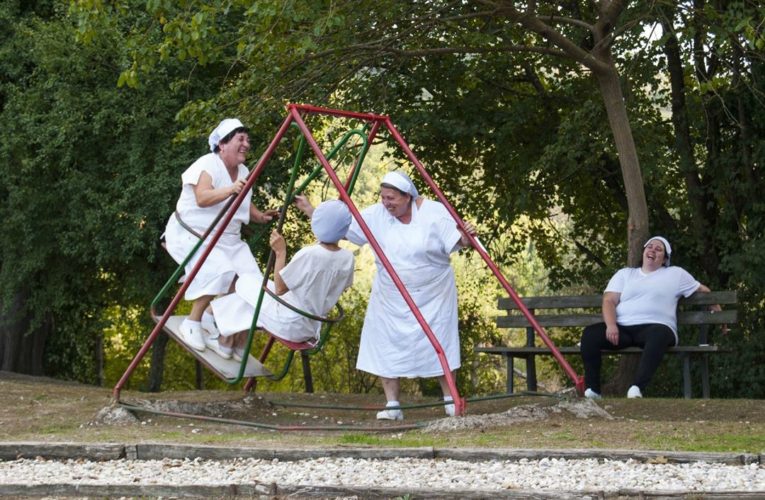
[581,324,605,351]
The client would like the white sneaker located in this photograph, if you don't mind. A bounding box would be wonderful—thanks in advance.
[627,385,643,398]
[179,320,205,352]
[584,388,602,400]
[376,408,404,421]
[444,397,456,417]
[204,335,232,360]
[232,345,247,362]
[201,312,221,338]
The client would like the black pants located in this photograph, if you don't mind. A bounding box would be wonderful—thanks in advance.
[580,323,675,394]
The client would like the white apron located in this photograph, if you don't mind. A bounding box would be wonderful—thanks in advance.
[353,201,461,378]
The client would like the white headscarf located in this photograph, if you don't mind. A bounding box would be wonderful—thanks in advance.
[381,171,418,198]
[311,200,352,243]
[208,118,245,152]
[644,236,672,266]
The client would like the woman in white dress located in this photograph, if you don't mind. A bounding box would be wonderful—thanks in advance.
[346,171,475,420]
[163,118,277,351]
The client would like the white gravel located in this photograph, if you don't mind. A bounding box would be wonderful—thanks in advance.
[0,456,762,493]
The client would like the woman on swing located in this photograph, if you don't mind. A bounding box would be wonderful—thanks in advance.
[203,197,355,360]
[163,118,278,352]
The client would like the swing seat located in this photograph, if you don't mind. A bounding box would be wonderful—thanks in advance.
[161,315,272,379]
[264,332,318,352]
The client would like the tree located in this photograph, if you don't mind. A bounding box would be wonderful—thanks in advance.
[61,0,765,396]
[0,3,197,381]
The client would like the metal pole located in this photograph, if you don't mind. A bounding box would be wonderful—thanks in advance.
[112,113,295,401]
[288,105,467,415]
[383,117,585,395]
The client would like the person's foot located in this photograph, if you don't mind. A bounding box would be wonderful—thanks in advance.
[444,397,456,417]
[377,401,404,421]
[232,345,247,362]
[204,335,233,359]
[201,311,221,338]
[627,385,643,398]
[584,388,602,400]
[376,408,404,421]
[179,319,205,352]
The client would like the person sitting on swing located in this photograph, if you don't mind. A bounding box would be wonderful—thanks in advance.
[202,197,355,360]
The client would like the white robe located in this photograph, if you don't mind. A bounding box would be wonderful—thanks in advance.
[346,199,462,378]
[211,245,355,343]
[163,153,260,300]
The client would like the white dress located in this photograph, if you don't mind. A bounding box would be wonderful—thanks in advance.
[163,153,260,300]
[211,245,355,343]
[346,199,462,378]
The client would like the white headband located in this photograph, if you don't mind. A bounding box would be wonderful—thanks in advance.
[381,171,418,198]
[644,236,672,266]
[208,118,245,152]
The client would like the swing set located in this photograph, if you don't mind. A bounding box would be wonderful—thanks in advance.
[113,104,584,421]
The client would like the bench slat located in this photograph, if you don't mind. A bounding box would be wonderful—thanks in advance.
[496,310,736,328]
[497,290,737,310]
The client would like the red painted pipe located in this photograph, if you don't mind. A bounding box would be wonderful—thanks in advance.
[383,118,585,395]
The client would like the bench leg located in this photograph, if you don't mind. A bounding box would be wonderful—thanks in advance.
[526,355,537,392]
[681,353,691,399]
[701,353,710,399]
[504,354,514,395]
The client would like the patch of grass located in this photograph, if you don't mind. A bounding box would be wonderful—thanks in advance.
[639,432,765,453]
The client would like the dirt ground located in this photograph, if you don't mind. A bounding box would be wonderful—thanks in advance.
[0,371,763,453]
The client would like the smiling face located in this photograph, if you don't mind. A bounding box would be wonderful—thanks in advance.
[380,186,412,220]
[642,239,668,271]
[218,131,250,169]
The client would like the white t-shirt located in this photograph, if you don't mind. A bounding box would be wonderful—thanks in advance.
[175,152,251,234]
[237,244,355,342]
[606,266,701,338]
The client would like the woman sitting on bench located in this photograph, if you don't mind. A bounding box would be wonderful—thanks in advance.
[203,198,355,360]
[580,236,720,399]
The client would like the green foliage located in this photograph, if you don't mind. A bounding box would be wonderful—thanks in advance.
[4,0,764,397]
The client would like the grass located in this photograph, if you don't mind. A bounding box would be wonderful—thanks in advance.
[1,372,763,454]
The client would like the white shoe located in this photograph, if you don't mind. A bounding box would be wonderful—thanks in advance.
[201,312,221,338]
[179,320,205,352]
[627,385,643,398]
[376,409,404,421]
[584,388,602,400]
[204,336,232,360]
[232,345,247,362]
[444,398,456,417]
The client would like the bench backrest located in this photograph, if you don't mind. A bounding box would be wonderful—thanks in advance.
[496,291,737,329]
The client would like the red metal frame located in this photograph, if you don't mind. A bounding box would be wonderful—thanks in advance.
[113,103,584,412]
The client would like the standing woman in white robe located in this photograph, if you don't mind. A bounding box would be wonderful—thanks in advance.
[346,171,476,420]
[163,118,277,351]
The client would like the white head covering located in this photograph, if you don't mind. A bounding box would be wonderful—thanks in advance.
[644,236,672,266]
[208,118,245,152]
[381,171,418,198]
[311,200,352,243]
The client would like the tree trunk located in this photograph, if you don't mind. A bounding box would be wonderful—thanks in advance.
[147,330,169,392]
[660,12,720,276]
[593,66,649,396]
[594,67,650,265]
[0,290,49,375]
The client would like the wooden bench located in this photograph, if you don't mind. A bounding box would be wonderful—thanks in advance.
[475,291,737,398]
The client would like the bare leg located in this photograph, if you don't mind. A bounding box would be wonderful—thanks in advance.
[189,295,214,321]
[218,331,247,348]
[437,370,457,398]
[380,377,400,403]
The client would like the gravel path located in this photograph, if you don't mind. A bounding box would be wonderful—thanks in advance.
[0,455,762,495]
